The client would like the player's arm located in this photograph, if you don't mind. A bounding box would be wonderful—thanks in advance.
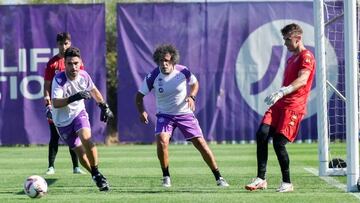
[89,86,105,104]
[285,69,311,93]
[89,87,114,122]
[186,81,199,111]
[264,68,311,106]
[44,64,54,118]
[135,92,148,124]
[43,79,53,119]
[52,91,91,108]
[44,80,52,106]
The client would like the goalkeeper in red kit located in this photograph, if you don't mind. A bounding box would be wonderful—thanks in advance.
[245,23,316,193]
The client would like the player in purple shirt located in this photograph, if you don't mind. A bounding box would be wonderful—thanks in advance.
[135,44,229,187]
[51,47,114,191]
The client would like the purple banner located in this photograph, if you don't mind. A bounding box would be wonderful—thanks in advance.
[117,2,339,143]
[0,4,106,145]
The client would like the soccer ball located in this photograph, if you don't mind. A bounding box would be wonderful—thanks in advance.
[23,175,48,198]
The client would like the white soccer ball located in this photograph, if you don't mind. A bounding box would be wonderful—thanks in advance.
[23,175,48,198]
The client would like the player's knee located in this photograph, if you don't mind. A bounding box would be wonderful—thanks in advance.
[256,124,270,143]
[77,128,92,141]
[157,133,169,144]
[273,134,288,153]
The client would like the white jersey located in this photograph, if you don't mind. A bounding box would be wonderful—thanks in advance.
[139,64,197,115]
[51,70,95,127]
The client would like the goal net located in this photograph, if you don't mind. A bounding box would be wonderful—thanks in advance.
[314,0,359,192]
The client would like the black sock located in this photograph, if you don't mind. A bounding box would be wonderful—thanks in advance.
[69,147,79,169]
[162,167,170,177]
[282,169,291,183]
[91,165,100,176]
[212,168,221,181]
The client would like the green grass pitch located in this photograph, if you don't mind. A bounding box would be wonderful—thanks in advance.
[0,143,358,202]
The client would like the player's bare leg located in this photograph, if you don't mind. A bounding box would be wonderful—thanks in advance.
[77,128,109,191]
[72,145,91,172]
[157,133,170,169]
[191,137,229,187]
[77,128,98,166]
[191,137,217,169]
[157,133,171,187]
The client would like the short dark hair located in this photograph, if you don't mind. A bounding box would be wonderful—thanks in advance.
[153,44,180,65]
[56,32,71,42]
[64,46,81,59]
[281,23,303,36]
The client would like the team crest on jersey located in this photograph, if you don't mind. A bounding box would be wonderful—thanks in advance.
[158,78,163,87]
[146,73,152,79]
[79,77,86,88]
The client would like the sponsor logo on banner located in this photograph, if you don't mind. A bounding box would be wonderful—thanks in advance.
[235,19,338,118]
[0,48,59,100]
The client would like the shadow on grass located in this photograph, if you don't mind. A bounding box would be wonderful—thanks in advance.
[15,178,58,195]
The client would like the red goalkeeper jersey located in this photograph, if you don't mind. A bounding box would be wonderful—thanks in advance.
[273,49,315,114]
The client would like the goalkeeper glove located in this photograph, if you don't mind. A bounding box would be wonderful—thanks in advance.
[45,105,52,120]
[98,102,114,122]
[68,91,91,104]
[264,85,294,106]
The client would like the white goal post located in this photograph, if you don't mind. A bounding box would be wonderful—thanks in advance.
[314,0,359,192]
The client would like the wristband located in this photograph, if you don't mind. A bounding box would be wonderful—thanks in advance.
[189,95,196,101]
[280,85,294,95]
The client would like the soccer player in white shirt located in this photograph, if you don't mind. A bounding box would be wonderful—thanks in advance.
[51,47,113,191]
[135,44,229,187]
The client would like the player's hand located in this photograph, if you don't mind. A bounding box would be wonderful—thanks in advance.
[264,90,284,106]
[67,91,91,104]
[98,102,114,122]
[139,111,149,124]
[186,96,196,111]
[264,86,293,106]
[45,105,52,120]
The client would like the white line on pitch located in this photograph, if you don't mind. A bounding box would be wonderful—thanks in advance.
[304,167,360,200]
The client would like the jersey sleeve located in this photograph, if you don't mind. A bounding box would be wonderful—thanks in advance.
[300,52,315,72]
[178,65,198,85]
[44,62,55,81]
[79,70,95,91]
[51,77,64,99]
[188,74,198,85]
[138,74,151,95]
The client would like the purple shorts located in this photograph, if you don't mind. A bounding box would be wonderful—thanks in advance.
[155,113,203,140]
[57,110,91,149]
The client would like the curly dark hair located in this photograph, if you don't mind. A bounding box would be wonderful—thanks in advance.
[64,46,81,59]
[281,23,303,36]
[153,44,180,65]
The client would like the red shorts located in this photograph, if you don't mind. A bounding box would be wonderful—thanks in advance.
[261,106,304,142]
